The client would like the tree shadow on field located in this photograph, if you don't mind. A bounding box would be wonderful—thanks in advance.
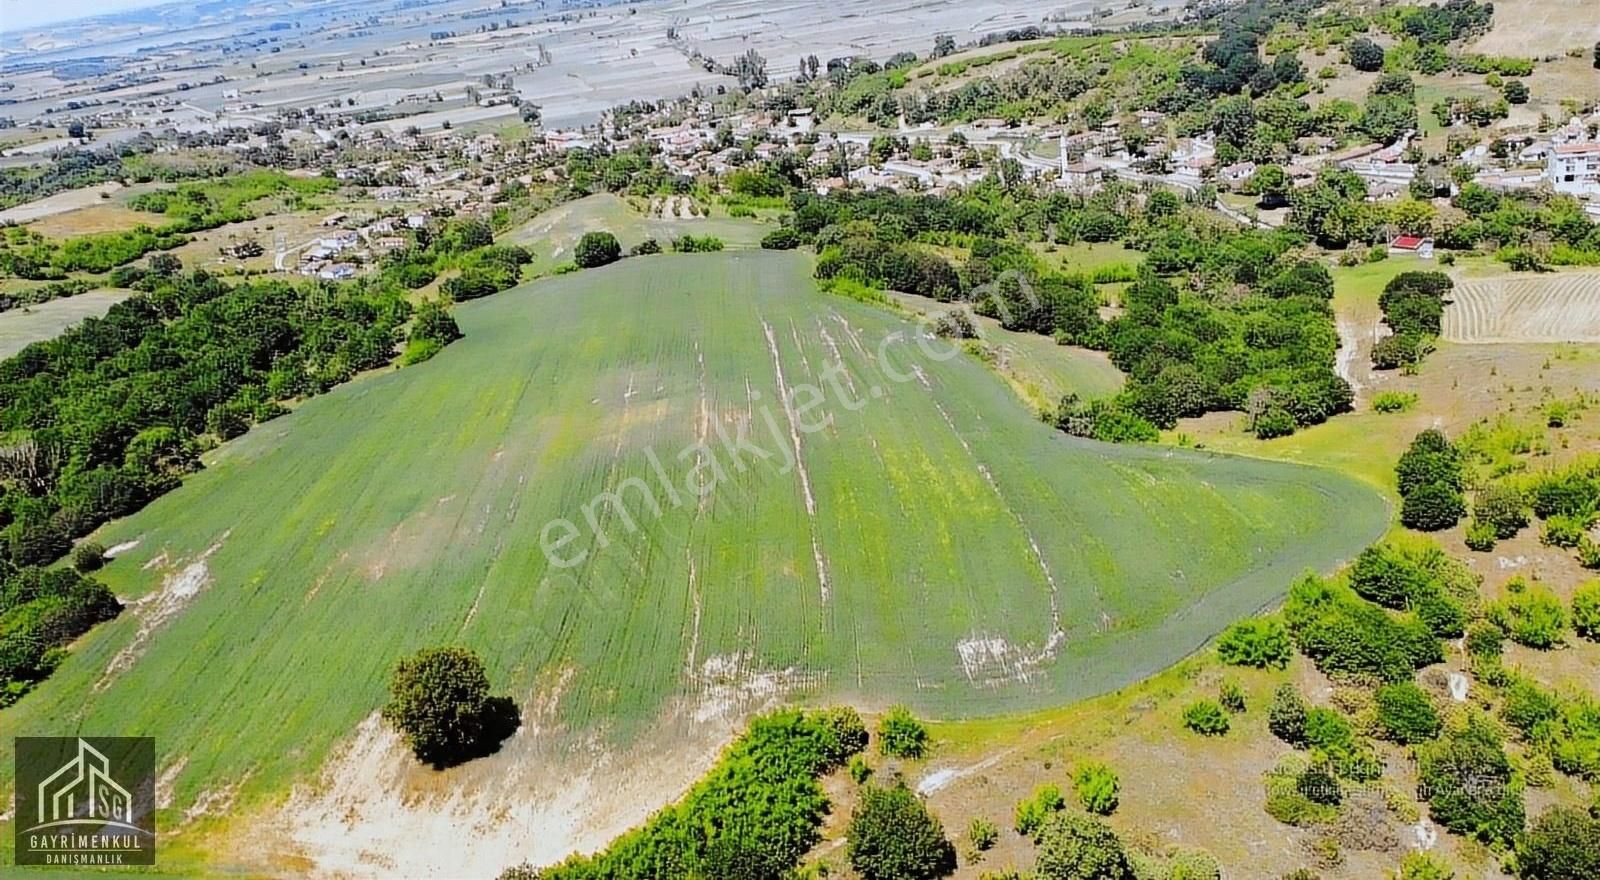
[425,696,522,771]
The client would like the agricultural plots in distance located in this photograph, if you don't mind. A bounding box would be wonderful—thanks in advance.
[0,249,1385,871]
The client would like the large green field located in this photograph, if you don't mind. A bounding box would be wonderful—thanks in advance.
[1,250,1385,865]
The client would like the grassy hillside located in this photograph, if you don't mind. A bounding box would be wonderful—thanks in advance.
[0,250,1385,849]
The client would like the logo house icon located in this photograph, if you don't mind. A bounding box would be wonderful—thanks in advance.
[35,738,134,829]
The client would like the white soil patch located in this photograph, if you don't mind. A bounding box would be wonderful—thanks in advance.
[273,680,744,878]
[96,532,229,691]
[104,539,140,558]
[1443,273,1600,343]
[689,651,825,723]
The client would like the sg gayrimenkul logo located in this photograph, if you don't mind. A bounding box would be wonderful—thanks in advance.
[13,737,156,867]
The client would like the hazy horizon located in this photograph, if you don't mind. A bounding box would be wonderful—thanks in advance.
[0,0,177,34]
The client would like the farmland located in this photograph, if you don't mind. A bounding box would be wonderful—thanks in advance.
[0,249,1383,873]
[1443,272,1600,344]
[0,288,132,358]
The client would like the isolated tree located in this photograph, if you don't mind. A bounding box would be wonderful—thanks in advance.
[1401,482,1466,532]
[382,646,520,768]
[846,783,956,880]
[1269,684,1309,746]
[1348,37,1385,72]
[574,231,621,268]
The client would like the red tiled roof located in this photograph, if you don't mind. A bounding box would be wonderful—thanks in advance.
[1391,235,1426,249]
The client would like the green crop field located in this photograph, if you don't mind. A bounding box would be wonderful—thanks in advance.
[0,250,1385,865]
[505,193,768,274]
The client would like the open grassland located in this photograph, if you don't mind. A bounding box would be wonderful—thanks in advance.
[0,250,1383,871]
[0,288,131,358]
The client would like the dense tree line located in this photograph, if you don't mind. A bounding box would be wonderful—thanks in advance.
[0,269,414,571]
[0,564,119,706]
[1374,272,1453,370]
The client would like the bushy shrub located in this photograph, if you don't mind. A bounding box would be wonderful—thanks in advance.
[1541,514,1590,549]
[1033,812,1132,880]
[1073,761,1120,815]
[1284,573,1442,681]
[847,783,957,880]
[1375,681,1442,744]
[1402,482,1467,532]
[1014,783,1066,839]
[1219,680,1247,714]
[877,705,929,758]
[1516,806,1600,880]
[574,231,621,268]
[1490,578,1568,648]
[760,227,802,250]
[1466,620,1505,659]
[1183,700,1230,736]
[1573,580,1600,641]
[1216,617,1292,668]
[1371,391,1418,413]
[1465,519,1497,551]
[1473,483,1529,539]
[967,817,999,852]
[1396,851,1455,879]
[1415,714,1525,846]
[70,541,106,573]
[629,238,661,256]
[1270,684,1310,746]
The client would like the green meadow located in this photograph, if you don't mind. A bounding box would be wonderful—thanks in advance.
[0,250,1385,845]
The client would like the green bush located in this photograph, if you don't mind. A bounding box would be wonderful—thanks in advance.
[1073,761,1120,815]
[1033,812,1133,880]
[1541,514,1591,549]
[1402,482,1467,531]
[70,541,106,573]
[877,705,929,759]
[1014,783,1066,839]
[1219,680,1247,714]
[846,783,957,880]
[761,227,803,250]
[1415,714,1525,847]
[1465,519,1497,551]
[1183,700,1230,736]
[1284,573,1442,681]
[1269,684,1309,747]
[671,234,725,253]
[531,708,869,879]
[1375,681,1442,744]
[1372,391,1418,413]
[1474,483,1529,539]
[1491,578,1568,649]
[967,817,999,852]
[574,231,622,268]
[1396,851,1455,880]
[1216,617,1292,668]
[1573,580,1600,641]
[849,754,873,784]
[1516,806,1600,880]
[1466,620,1505,659]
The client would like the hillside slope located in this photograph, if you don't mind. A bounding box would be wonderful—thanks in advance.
[0,250,1386,871]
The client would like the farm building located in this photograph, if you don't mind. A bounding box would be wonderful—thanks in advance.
[1388,235,1435,259]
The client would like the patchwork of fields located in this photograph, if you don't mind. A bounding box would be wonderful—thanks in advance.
[0,250,1385,870]
[1442,272,1600,343]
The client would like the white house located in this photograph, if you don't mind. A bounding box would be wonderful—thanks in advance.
[1548,141,1600,195]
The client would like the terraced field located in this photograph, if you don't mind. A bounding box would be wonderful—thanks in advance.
[1443,272,1600,343]
[0,250,1385,873]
